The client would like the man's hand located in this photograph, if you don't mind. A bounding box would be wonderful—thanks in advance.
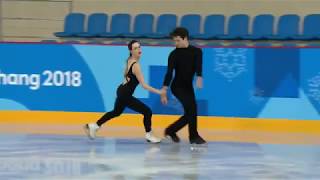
[160,87,168,105]
[196,76,203,89]
[161,95,168,105]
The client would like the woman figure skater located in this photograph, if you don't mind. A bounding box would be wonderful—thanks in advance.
[85,40,161,143]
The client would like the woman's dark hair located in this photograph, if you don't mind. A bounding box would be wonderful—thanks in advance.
[170,27,189,39]
[124,40,139,78]
[128,40,139,57]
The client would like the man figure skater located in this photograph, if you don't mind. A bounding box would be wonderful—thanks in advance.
[161,27,207,145]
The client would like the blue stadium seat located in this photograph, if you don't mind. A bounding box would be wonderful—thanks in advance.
[54,13,85,37]
[291,14,320,40]
[193,14,225,40]
[76,13,108,37]
[216,14,249,40]
[266,14,300,40]
[123,14,154,38]
[146,14,177,39]
[100,13,131,38]
[241,14,274,40]
[180,14,201,39]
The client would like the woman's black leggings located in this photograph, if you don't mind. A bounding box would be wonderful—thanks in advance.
[96,91,152,133]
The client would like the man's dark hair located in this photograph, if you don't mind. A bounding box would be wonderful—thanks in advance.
[170,27,189,39]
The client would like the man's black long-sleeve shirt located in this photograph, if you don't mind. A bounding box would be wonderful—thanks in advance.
[163,45,203,88]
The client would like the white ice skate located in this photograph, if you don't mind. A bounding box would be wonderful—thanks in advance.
[145,131,161,143]
[84,123,99,140]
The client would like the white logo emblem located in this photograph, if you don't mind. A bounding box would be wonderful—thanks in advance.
[214,48,248,81]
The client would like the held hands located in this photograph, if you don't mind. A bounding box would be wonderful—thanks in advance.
[160,87,168,105]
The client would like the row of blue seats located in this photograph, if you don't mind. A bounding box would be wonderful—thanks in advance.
[54,13,320,40]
